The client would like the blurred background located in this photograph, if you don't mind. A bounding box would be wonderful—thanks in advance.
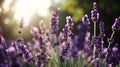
[0,0,120,47]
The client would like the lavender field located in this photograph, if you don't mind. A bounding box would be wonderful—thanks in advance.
[0,1,120,67]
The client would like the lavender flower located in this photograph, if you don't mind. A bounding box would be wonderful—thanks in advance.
[66,16,73,30]
[106,45,120,67]
[62,25,69,41]
[18,18,24,29]
[0,35,5,47]
[36,53,44,67]
[62,16,73,41]
[82,14,90,25]
[39,20,46,34]
[99,22,105,38]
[60,16,73,61]
[0,45,8,67]
[18,44,35,63]
[91,36,104,58]
[30,27,39,38]
[17,18,24,36]
[17,29,23,36]
[112,16,120,31]
[50,8,60,34]
[45,31,50,42]
[91,2,99,22]
[74,24,89,50]
[38,35,46,51]
[7,43,22,67]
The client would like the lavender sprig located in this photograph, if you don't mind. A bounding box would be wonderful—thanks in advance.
[91,2,99,22]
[60,16,73,61]
[39,20,46,34]
[112,17,120,31]
[50,8,60,34]
[18,44,35,63]
[36,53,44,67]
[82,14,90,25]
[107,17,120,48]
[7,41,22,67]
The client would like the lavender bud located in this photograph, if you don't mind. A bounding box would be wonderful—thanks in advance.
[107,38,114,44]
[91,2,99,22]
[39,20,46,34]
[99,22,105,38]
[18,29,23,35]
[17,37,24,44]
[112,47,118,52]
[0,35,5,45]
[50,8,60,34]
[18,18,24,29]
[66,16,73,30]
[30,27,39,37]
[62,25,69,41]
[45,31,50,42]
[93,2,97,9]
[82,14,90,25]
[7,46,15,55]
[112,16,120,31]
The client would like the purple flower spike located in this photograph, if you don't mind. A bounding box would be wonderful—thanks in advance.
[99,22,105,38]
[82,14,90,25]
[50,8,60,34]
[30,27,39,37]
[39,20,46,34]
[18,18,24,29]
[91,2,99,22]
[112,17,120,31]
[66,16,73,30]
[36,53,44,67]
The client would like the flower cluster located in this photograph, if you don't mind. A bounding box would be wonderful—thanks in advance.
[60,16,73,61]
[50,8,60,34]
[0,2,120,67]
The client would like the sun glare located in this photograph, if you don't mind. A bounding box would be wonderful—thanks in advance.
[3,0,51,26]
[2,0,13,12]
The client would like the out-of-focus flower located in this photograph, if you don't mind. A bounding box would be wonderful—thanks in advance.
[17,29,23,35]
[106,44,119,67]
[39,20,46,34]
[91,2,99,22]
[0,35,5,45]
[99,22,105,38]
[7,41,22,67]
[18,18,24,29]
[38,35,45,51]
[36,53,44,67]
[112,17,120,31]
[74,24,89,50]
[0,45,8,66]
[50,8,60,34]
[30,27,39,37]
[82,14,90,25]
[60,16,73,61]
[18,44,35,63]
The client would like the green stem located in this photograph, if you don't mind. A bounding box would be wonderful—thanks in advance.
[94,22,96,37]
[93,22,96,58]
[107,31,115,48]
[105,31,115,64]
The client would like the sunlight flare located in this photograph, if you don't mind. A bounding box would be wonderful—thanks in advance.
[3,0,51,26]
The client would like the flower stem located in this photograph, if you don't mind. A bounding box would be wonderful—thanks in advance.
[94,22,96,37]
[105,31,115,63]
[108,31,115,48]
[93,22,96,58]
